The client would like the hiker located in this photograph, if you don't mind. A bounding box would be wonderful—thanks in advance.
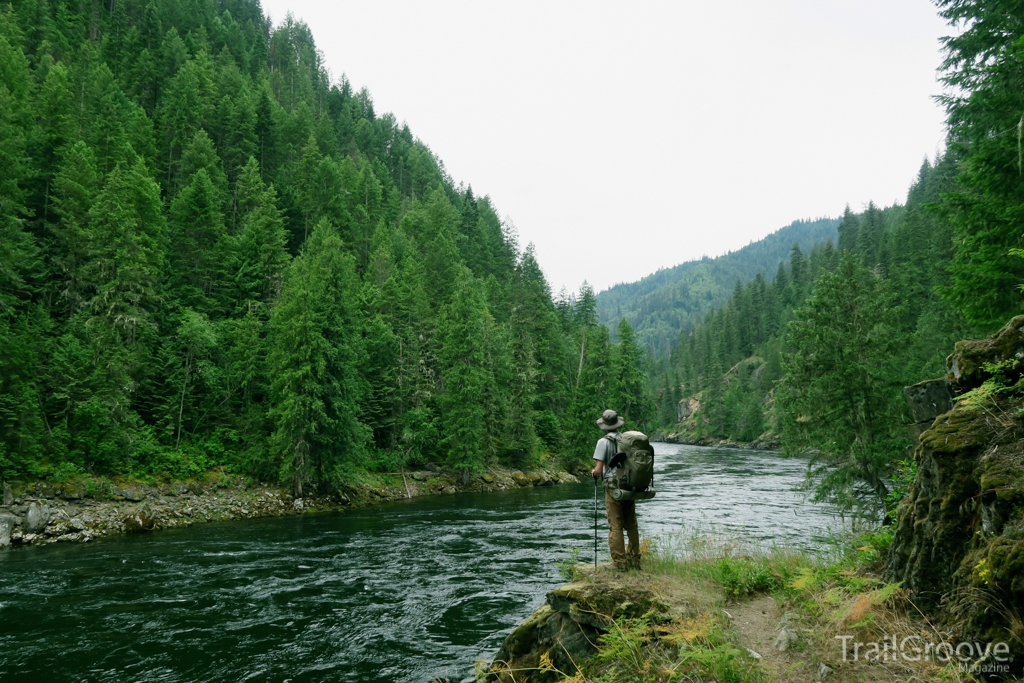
[591,409,641,571]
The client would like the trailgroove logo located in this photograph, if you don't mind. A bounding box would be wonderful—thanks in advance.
[835,635,1013,672]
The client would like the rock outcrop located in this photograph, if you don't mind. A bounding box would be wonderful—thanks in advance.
[903,377,952,440]
[887,316,1024,652]
[484,576,669,683]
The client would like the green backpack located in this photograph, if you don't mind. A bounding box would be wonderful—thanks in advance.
[606,431,655,498]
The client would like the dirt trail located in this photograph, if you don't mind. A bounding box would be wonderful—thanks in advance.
[729,594,814,683]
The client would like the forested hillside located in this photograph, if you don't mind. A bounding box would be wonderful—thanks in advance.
[596,218,839,356]
[0,0,651,493]
[651,0,1024,517]
[654,160,974,453]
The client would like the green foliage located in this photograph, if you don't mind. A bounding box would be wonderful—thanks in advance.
[778,254,909,516]
[555,547,583,582]
[612,319,652,429]
[956,358,1024,411]
[707,555,786,597]
[267,219,366,494]
[934,0,1024,329]
[594,617,652,677]
[436,268,491,474]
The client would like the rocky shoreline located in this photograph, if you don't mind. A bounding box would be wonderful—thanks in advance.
[0,465,583,549]
[654,431,781,451]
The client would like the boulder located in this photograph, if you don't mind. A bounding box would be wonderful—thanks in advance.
[546,581,668,629]
[511,471,531,487]
[117,487,145,502]
[485,605,598,683]
[555,471,578,484]
[946,315,1024,390]
[0,514,15,547]
[59,482,85,500]
[774,626,798,651]
[903,378,953,424]
[35,483,56,499]
[3,481,12,506]
[45,520,70,537]
[485,579,669,682]
[25,502,50,533]
[122,503,158,532]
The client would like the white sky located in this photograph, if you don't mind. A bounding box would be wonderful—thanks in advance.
[260,0,950,294]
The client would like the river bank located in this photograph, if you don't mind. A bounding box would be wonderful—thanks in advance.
[0,464,583,549]
[483,531,973,683]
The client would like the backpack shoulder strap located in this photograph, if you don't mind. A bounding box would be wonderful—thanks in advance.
[605,433,626,467]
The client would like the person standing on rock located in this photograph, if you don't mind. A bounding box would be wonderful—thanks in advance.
[590,409,641,571]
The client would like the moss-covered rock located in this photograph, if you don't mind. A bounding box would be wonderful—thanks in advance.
[888,317,1024,661]
[485,603,599,683]
[547,580,669,629]
[484,574,670,682]
[946,314,1024,390]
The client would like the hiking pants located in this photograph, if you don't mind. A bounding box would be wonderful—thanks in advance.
[604,488,640,569]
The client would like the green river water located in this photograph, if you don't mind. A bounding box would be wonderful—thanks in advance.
[0,443,840,682]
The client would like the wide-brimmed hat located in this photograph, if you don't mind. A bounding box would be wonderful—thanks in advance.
[596,409,624,431]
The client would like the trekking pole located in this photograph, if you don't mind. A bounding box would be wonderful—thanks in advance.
[593,474,599,568]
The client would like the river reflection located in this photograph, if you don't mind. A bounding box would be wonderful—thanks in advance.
[0,443,840,683]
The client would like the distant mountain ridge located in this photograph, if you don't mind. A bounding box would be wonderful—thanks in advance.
[597,217,841,356]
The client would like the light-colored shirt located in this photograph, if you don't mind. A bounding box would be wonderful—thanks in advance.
[592,433,620,480]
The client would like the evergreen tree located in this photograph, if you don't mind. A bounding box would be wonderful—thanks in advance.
[168,166,226,312]
[48,141,101,315]
[266,219,366,495]
[836,205,859,253]
[504,291,539,465]
[85,159,167,340]
[612,318,650,428]
[224,157,289,308]
[777,254,908,516]
[436,267,491,475]
[0,16,37,311]
[934,0,1024,329]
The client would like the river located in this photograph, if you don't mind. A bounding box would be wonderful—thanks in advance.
[0,443,840,682]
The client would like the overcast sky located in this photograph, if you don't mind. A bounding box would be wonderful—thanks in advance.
[260,0,950,294]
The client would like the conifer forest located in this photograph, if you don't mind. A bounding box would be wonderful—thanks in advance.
[0,0,652,495]
[2,0,1024,519]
